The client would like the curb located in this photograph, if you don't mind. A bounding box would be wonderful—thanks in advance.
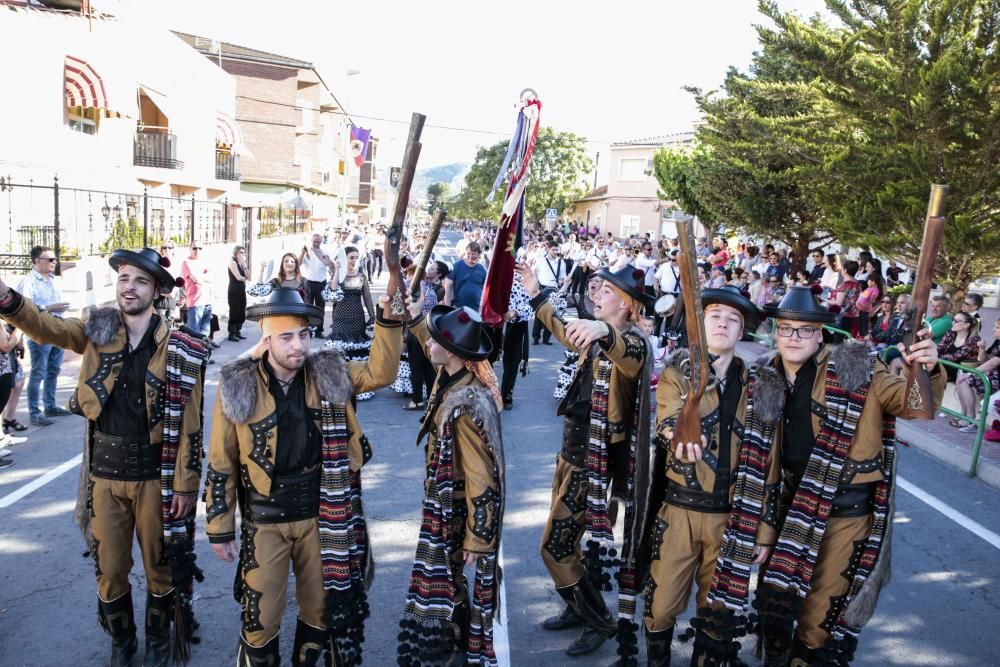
[897,420,1000,490]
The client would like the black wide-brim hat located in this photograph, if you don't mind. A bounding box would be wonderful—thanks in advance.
[246,287,323,326]
[764,285,838,324]
[702,286,762,332]
[426,304,493,361]
[108,248,179,289]
[594,264,655,309]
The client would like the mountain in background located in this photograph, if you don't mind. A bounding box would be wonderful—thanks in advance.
[413,163,468,200]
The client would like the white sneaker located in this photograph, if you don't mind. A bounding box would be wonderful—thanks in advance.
[0,448,12,457]
[0,433,26,447]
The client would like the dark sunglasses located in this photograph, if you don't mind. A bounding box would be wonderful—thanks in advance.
[38,257,57,263]
[881,299,892,304]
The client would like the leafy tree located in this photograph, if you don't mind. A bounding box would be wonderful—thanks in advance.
[424,182,449,215]
[449,128,593,223]
[754,0,1000,299]
[653,34,840,268]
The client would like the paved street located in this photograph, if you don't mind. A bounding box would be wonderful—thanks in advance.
[1,232,999,665]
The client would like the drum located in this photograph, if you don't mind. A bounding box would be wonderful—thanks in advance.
[654,294,676,315]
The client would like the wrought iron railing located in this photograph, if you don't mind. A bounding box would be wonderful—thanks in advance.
[134,130,183,169]
[215,151,240,181]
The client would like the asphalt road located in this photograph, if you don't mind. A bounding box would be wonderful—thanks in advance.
[1,230,998,665]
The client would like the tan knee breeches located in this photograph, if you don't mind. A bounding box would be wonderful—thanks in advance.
[795,514,872,649]
[89,476,173,601]
[643,503,729,632]
[241,518,326,647]
[539,455,589,588]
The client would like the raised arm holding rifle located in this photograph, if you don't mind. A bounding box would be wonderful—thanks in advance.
[637,216,781,665]
[517,260,654,660]
[750,187,946,665]
[384,113,426,317]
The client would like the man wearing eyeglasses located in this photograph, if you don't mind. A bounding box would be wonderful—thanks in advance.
[17,245,71,426]
[752,286,945,665]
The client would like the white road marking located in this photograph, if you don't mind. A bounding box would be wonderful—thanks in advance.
[495,543,511,667]
[0,453,82,509]
[897,475,1000,551]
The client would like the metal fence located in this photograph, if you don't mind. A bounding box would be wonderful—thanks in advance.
[0,176,245,277]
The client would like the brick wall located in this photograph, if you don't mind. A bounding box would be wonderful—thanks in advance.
[224,60,299,182]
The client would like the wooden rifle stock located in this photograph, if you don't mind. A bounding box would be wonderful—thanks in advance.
[672,216,712,446]
[902,184,949,419]
[410,208,447,297]
[385,113,426,314]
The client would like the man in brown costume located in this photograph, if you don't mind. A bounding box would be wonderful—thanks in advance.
[0,247,208,667]
[644,285,780,666]
[205,287,403,666]
[398,300,505,666]
[518,262,654,659]
[752,287,944,666]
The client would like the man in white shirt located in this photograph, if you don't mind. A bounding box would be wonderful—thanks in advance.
[633,240,659,312]
[588,236,611,266]
[532,241,567,345]
[299,233,336,337]
[18,245,71,426]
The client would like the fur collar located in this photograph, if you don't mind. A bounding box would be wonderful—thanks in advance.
[437,381,502,447]
[219,347,352,424]
[751,341,873,424]
[84,307,122,346]
[829,339,872,394]
[437,379,505,491]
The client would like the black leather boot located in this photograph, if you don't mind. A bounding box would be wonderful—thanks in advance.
[566,577,616,657]
[542,585,584,631]
[788,636,816,666]
[238,634,281,667]
[647,625,673,666]
[99,591,138,667]
[444,601,470,667]
[292,618,332,667]
[143,591,173,667]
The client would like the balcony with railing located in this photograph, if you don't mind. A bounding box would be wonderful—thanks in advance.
[134,129,183,169]
[215,151,240,181]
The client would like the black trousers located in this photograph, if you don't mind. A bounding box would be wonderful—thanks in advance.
[532,317,552,343]
[570,266,590,297]
[371,250,384,278]
[407,333,435,403]
[303,280,327,334]
[500,321,528,399]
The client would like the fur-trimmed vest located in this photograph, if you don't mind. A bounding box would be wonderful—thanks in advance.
[204,320,405,542]
[750,341,946,488]
[425,373,504,555]
[0,299,205,495]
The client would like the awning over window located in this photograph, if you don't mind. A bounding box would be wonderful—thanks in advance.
[216,111,251,156]
[64,55,124,118]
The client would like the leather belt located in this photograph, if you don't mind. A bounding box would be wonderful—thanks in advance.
[247,467,321,523]
[91,431,159,481]
[664,481,731,513]
[560,419,589,468]
[830,483,876,518]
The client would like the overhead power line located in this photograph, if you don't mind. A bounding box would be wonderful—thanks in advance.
[234,94,614,143]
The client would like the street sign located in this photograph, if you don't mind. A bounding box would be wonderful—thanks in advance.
[390,167,401,189]
[545,208,558,220]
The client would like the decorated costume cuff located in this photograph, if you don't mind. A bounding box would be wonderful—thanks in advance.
[375,308,403,328]
[208,532,235,544]
[0,290,24,316]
